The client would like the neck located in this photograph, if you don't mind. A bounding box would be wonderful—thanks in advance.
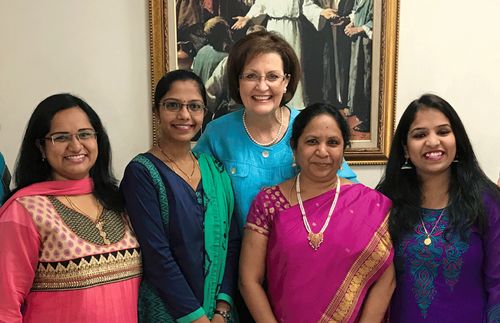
[244,106,283,131]
[420,171,450,209]
[157,138,192,160]
[297,173,338,200]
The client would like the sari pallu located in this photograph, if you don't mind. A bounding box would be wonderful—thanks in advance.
[262,183,392,322]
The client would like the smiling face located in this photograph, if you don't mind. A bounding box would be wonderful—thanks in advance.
[157,80,204,143]
[405,107,457,179]
[41,107,98,181]
[239,52,289,116]
[294,114,344,183]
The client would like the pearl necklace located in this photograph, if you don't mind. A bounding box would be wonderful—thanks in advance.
[420,208,446,246]
[296,173,340,250]
[242,107,283,146]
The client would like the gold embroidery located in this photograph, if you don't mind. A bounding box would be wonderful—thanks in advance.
[32,248,142,291]
[321,214,393,322]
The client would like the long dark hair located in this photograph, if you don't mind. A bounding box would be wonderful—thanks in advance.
[377,94,499,243]
[14,93,123,212]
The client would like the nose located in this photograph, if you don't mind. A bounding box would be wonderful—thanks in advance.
[316,143,329,157]
[177,105,191,119]
[255,77,270,90]
[67,134,83,150]
[426,133,440,146]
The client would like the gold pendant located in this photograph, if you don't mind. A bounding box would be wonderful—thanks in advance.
[424,237,432,246]
[96,221,111,245]
[308,232,324,250]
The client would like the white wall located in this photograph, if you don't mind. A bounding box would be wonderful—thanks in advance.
[1,1,499,187]
[0,1,151,180]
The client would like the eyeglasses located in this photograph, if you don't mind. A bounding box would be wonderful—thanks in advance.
[41,130,98,145]
[239,72,290,84]
[160,101,206,114]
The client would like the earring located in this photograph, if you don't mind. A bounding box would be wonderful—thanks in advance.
[292,155,296,167]
[401,158,412,170]
[453,154,459,163]
[283,87,287,93]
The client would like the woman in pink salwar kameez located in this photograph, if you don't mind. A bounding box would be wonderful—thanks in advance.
[0,94,141,322]
[240,103,395,322]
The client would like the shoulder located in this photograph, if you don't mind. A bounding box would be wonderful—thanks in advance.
[345,182,392,209]
[205,109,243,130]
[288,107,300,121]
[482,188,500,225]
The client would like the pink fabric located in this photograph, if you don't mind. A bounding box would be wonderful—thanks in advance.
[247,183,393,323]
[0,179,140,323]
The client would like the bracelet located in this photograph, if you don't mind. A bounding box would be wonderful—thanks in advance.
[214,309,231,321]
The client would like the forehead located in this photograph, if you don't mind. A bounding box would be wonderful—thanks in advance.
[302,114,342,136]
[163,80,203,100]
[244,52,283,70]
[410,108,450,129]
[50,107,92,131]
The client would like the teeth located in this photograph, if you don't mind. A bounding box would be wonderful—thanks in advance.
[253,96,271,100]
[425,151,443,157]
[65,155,85,160]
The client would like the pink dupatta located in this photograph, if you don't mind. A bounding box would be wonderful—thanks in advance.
[248,183,393,323]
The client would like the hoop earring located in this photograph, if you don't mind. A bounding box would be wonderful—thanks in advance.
[401,158,412,170]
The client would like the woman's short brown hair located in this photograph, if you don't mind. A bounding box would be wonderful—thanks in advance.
[227,31,301,106]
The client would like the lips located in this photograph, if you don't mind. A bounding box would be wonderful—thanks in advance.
[252,95,272,101]
[64,154,87,162]
[424,151,444,160]
[172,124,194,130]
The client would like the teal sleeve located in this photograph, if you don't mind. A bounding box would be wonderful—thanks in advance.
[216,293,234,307]
[338,159,358,183]
[176,307,206,323]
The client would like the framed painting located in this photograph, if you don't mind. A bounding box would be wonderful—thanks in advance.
[149,0,399,165]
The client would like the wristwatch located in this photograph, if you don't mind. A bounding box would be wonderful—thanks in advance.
[214,309,231,321]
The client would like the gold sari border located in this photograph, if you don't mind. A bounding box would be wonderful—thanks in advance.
[320,213,393,322]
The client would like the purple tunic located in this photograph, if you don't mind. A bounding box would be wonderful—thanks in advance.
[390,193,500,323]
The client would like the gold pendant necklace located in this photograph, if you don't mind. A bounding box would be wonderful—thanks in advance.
[159,148,197,182]
[64,196,110,245]
[420,208,446,246]
[296,173,340,250]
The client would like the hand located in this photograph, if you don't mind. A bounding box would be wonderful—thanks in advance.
[344,23,364,37]
[320,8,338,20]
[232,16,250,30]
[211,314,226,323]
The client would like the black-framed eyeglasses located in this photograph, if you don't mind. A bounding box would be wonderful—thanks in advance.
[239,72,290,84]
[41,130,98,145]
[160,101,206,114]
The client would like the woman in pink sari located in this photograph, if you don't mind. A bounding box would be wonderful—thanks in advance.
[0,94,142,322]
[240,103,395,322]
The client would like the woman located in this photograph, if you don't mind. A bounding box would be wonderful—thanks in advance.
[240,103,395,322]
[121,70,239,323]
[0,94,142,322]
[377,94,500,322]
[195,30,357,233]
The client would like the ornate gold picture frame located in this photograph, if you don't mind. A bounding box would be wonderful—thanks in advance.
[149,0,399,165]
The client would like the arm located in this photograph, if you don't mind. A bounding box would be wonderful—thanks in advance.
[483,193,500,321]
[232,0,265,30]
[239,229,278,323]
[121,162,209,323]
[358,263,396,323]
[0,201,40,322]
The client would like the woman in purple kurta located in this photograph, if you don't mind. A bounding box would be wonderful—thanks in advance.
[377,94,500,322]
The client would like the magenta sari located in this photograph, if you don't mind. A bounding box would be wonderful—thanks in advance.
[247,183,393,323]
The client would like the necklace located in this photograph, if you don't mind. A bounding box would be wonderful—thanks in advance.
[420,208,446,246]
[242,107,283,146]
[64,196,110,245]
[296,173,341,250]
[160,148,197,182]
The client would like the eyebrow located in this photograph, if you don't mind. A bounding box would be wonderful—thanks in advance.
[409,124,451,133]
[48,128,94,135]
